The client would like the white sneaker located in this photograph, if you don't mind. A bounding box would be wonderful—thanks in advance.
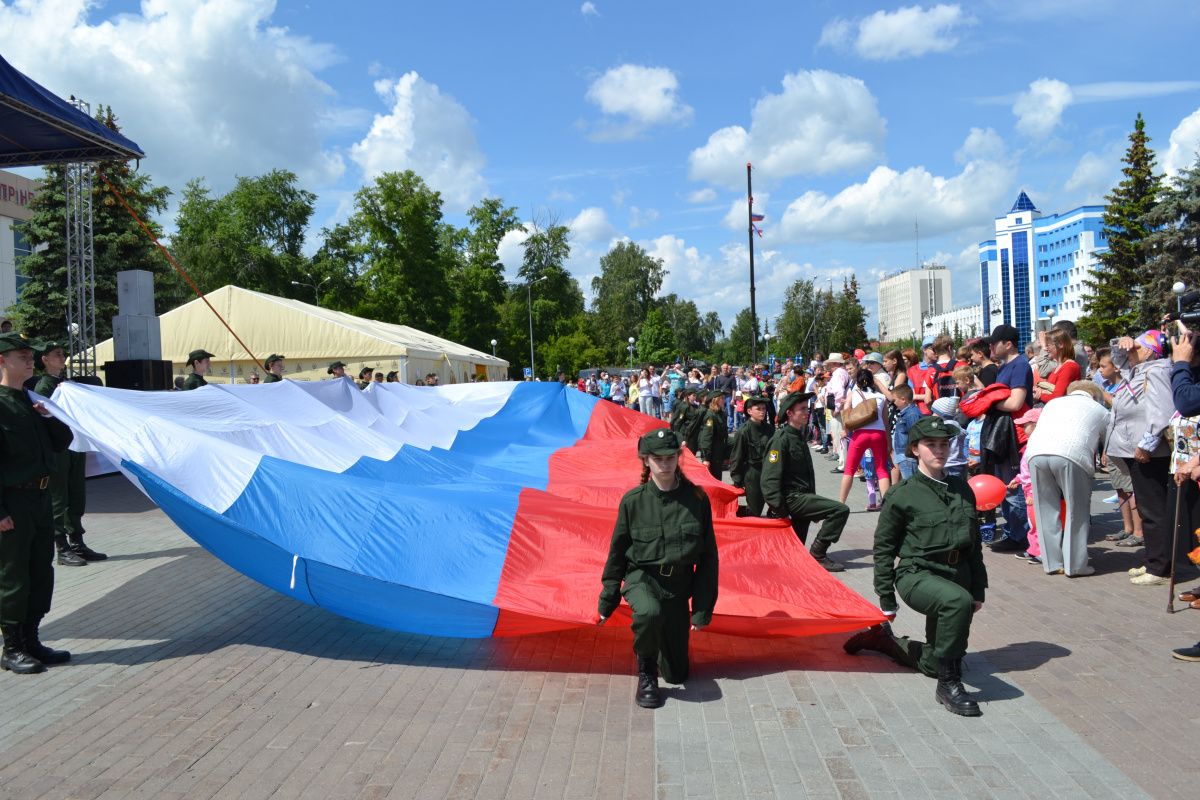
[1131,573,1167,586]
[1128,566,1147,576]
[1102,494,1119,504]
[1067,566,1095,577]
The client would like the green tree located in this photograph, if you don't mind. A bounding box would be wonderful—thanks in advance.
[540,313,607,380]
[13,106,176,342]
[1142,154,1200,323]
[590,241,666,361]
[518,222,585,376]
[171,169,316,299]
[825,276,869,352]
[656,294,706,359]
[714,307,760,365]
[1079,113,1163,344]
[448,198,521,351]
[636,307,675,363]
[774,278,825,360]
[699,311,724,354]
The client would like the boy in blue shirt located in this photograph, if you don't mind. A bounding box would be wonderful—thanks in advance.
[891,385,922,480]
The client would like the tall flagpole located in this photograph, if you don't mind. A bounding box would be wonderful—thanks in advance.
[747,162,758,364]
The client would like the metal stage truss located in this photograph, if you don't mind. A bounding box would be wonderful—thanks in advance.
[64,97,97,378]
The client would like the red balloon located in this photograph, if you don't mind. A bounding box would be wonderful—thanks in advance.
[968,474,1007,511]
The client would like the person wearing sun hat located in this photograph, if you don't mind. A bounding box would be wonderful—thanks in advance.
[182,349,215,390]
[262,354,285,383]
[844,414,988,717]
[597,428,719,709]
[0,331,76,674]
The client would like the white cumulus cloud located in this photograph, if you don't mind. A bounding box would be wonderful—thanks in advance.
[686,188,717,203]
[0,0,347,194]
[1164,107,1200,177]
[689,70,885,189]
[580,2,599,16]
[777,130,1015,243]
[1013,78,1074,138]
[955,127,1005,164]
[722,192,770,232]
[585,64,692,141]
[820,4,973,60]
[350,72,487,212]
[1063,143,1122,203]
[568,207,616,242]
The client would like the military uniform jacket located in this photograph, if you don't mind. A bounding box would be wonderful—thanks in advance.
[685,404,705,453]
[670,403,690,437]
[182,373,207,390]
[872,471,988,613]
[697,409,729,464]
[760,424,815,509]
[32,373,62,397]
[729,419,773,488]
[263,373,282,383]
[0,385,73,520]
[598,480,719,627]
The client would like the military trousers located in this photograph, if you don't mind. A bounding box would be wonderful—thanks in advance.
[784,492,849,547]
[740,466,763,517]
[0,488,55,627]
[893,561,976,676]
[50,450,87,539]
[622,567,694,684]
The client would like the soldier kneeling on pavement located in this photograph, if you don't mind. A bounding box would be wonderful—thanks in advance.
[843,415,988,717]
[0,332,75,674]
[760,391,849,572]
[597,429,719,709]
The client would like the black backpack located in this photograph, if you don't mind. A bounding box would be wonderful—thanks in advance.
[930,361,959,399]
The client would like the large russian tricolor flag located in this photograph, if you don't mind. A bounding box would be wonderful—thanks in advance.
[45,380,883,638]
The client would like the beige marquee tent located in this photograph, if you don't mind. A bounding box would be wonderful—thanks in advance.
[92,285,509,384]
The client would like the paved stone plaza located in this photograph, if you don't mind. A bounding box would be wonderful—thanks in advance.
[0,464,1196,799]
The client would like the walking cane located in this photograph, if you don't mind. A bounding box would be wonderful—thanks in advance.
[1168,477,1184,614]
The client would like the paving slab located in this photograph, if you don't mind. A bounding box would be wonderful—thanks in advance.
[0,460,1191,799]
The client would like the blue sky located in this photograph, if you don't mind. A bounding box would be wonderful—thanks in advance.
[3,0,1200,335]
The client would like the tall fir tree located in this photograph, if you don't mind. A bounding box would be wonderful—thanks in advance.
[12,106,176,342]
[1078,113,1163,345]
[1142,154,1200,325]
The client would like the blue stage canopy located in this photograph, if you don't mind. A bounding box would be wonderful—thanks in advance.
[0,53,144,167]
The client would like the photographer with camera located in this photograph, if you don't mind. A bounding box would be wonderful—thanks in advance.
[1108,331,1173,586]
[1167,322,1200,659]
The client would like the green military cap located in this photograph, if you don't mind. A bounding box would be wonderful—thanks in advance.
[0,332,34,353]
[263,354,285,368]
[744,395,769,410]
[188,349,215,365]
[38,340,68,355]
[777,391,814,418]
[327,360,347,374]
[907,415,956,451]
[677,386,693,398]
[637,428,682,457]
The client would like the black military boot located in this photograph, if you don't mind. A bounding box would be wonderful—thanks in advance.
[635,656,663,709]
[1,625,45,674]
[68,533,106,561]
[55,533,87,567]
[22,620,69,665]
[808,540,845,573]
[935,658,981,717]
[843,623,910,666]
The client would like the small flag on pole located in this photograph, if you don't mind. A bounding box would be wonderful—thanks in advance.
[751,213,765,222]
[751,223,763,238]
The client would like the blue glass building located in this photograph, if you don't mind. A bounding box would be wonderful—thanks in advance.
[977,192,1108,347]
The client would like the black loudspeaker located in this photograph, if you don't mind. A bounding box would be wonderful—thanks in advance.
[102,359,173,391]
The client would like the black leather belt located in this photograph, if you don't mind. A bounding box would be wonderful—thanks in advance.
[928,549,965,565]
[7,476,50,491]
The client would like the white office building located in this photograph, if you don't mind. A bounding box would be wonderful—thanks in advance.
[875,264,952,342]
[0,169,38,318]
[925,304,984,340]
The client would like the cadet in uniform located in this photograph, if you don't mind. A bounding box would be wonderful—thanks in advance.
[760,391,848,572]
[262,354,285,383]
[843,415,987,717]
[684,390,706,456]
[182,349,214,390]
[33,342,104,567]
[327,360,348,379]
[598,429,718,708]
[357,366,374,389]
[697,390,729,480]
[729,395,773,516]
[0,333,75,674]
[669,388,693,440]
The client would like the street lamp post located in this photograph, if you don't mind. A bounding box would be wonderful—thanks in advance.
[763,332,772,366]
[291,275,331,301]
[527,276,548,379]
[490,338,497,357]
[628,336,636,371]
[1173,281,1187,314]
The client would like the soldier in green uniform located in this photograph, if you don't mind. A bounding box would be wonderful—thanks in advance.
[327,360,348,379]
[182,349,215,390]
[262,354,285,383]
[760,391,848,572]
[729,395,773,516]
[697,391,730,480]
[669,388,693,439]
[843,415,988,717]
[684,390,706,456]
[597,429,719,708]
[0,333,75,674]
[32,342,104,567]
